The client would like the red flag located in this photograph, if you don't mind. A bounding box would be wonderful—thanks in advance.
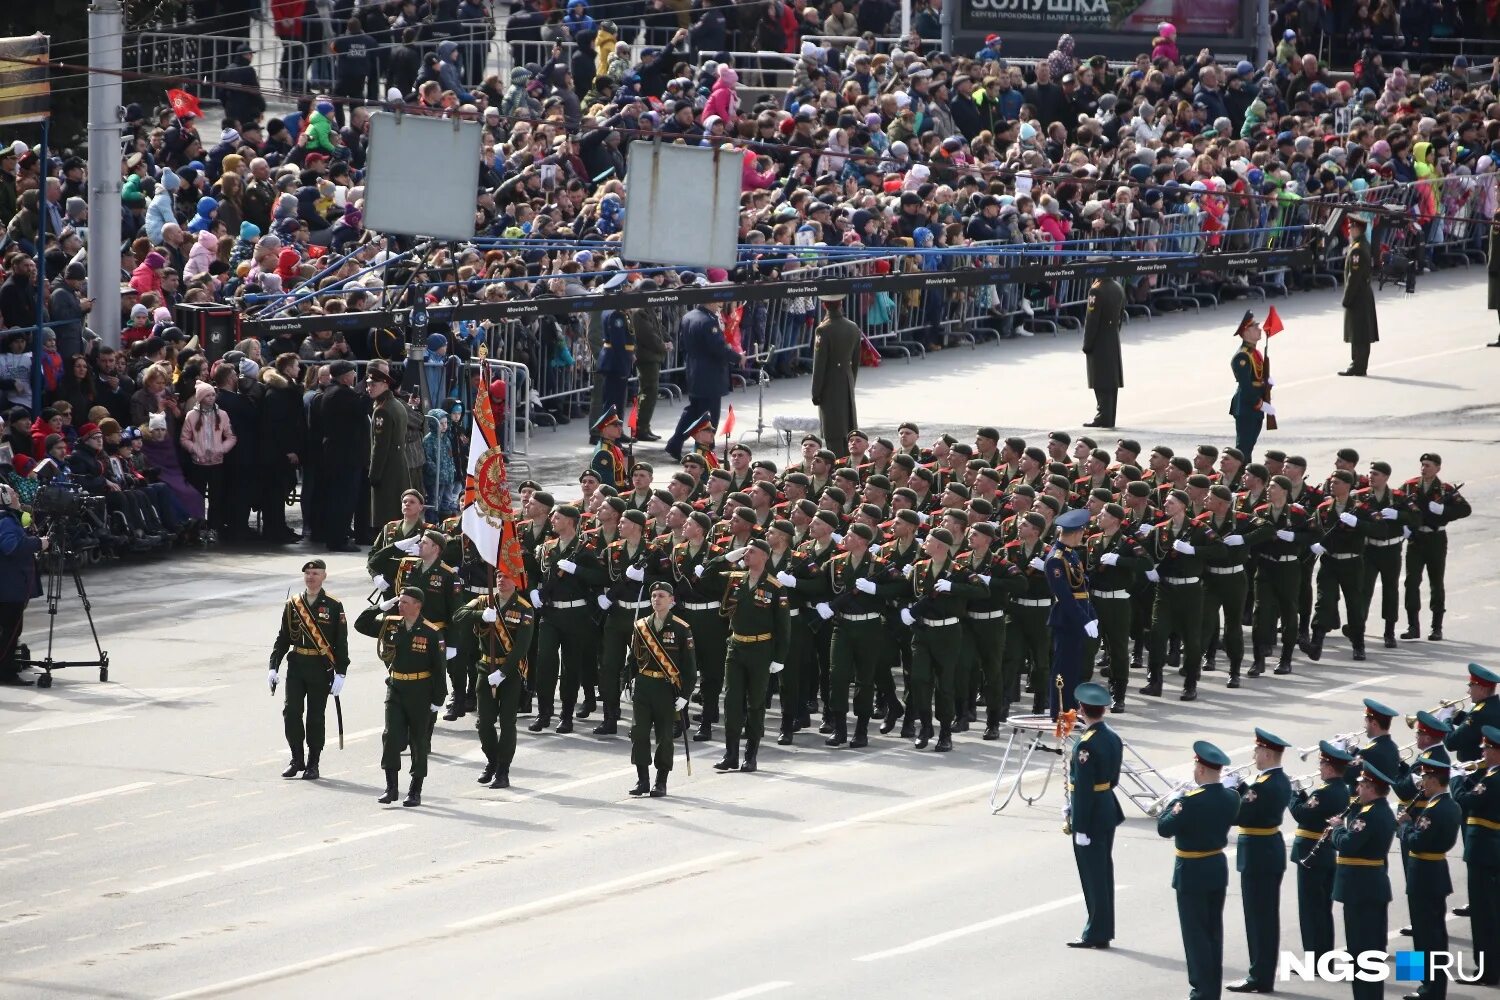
[1263,306,1284,337]
[461,362,525,587]
[721,405,735,439]
[628,398,639,437]
[166,88,201,120]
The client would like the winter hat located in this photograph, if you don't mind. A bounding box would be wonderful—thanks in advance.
[238,220,260,241]
[129,304,150,322]
[162,171,182,192]
[315,100,334,115]
[143,251,166,269]
[220,128,240,146]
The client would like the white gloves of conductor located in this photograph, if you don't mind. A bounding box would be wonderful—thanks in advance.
[268,668,279,691]
[530,588,543,607]
[935,578,952,593]
[1429,501,1445,515]
[1083,620,1099,639]
[1145,569,1160,583]
[394,536,421,555]
[769,661,785,674]
[597,594,613,611]
[855,578,877,594]
[557,558,578,575]
[1276,529,1295,542]
[675,697,689,711]
[625,564,645,582]
[1381,507,1399,520]
[724,546,749,563]
[1100,552,1120,566]
[331,673,346,697]
[1224,535,1244,547]
[1311,543,1326,556]
[482,607,498,623]
[900,607,915,627]
[1173,539,1195,555]
[776,571,798,587]
[1222,771,1244,790]
[371,574,390,592]
[487,669,504,687]
[1339,511,1358,527]
[1028,557,1046,572]
[379,597,398,611]
[1074,832,1091,846]
[815,602,834,620]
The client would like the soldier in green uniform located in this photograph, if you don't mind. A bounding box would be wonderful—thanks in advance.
[356,586,446,807]
[772,514,833,745]
[367,368,415,528]
[956,522,1026,736]
[1201,485,1271,689]
[441,509,495,715]
[392,530,464,720]
[1157,741,1240,1000]
[1252,475,1312,675]
[811,294,861,460]
[1141,490,1223,701]
[879,508,924,736]
[626,582,697,797]
[1358,461,1411,649]
[711,539,790,773]
[1085,502,1149,711]
[1445,663,1500,763]
[268,558,350,781]
[453,573,535,790]
[1304,469,1371,662]
[671,512,728,742]
[1394,712,1454,943]
[901,527,987,751]
[1229,311,1273,456]
[1002,512,1054,715]
[1066,682,1124,949]
[1289,740,1355,958]
[530,504,598,733]
[1329,761,1398,1000]
[1399,754,1462,1000]
[589,406,631,492]
[367,489,429,600]
[1401,452,1472,642]
[592,508,660,735]
[1224,729,1293,994]
[1338,215,1378,377]
[1347,698,1407,792]
[1455,725,1500,987]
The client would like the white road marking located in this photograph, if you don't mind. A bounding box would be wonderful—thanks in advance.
[94,821,128,832]
[854,894,1088,961]
[699,982,795,1000]
[806,780,993,836]
[14,944,45,954]
[114,921,144,930]
[0,914,42,930]
[7,687,229,734]
[500,766,638,804]
[0,782,155,822]
[217,825,410,874]
[1307,676,1390,700]
[44,833,77,842]
[127,871,213,895]
[64,933,94,943]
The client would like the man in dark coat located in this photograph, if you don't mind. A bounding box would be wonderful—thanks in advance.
[212,365,259,543]
[367,368,413,529]
[1488,222,1500,347]
[0,483,43,685]
[318,361,369,552]
[219,44,267,128]
[257,359,306,544]
[1081,277,1124,429]
[811,295,861,458]
[1339,216,1378,376]
[664,301,738,460]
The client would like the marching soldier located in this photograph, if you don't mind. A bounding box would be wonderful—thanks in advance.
[1046,508,1097,721]
[392,530,464,720]
[711,539,790,774]
[879,508,924,736]
[356,586,446,808]
[626,582,696,798]
[1289,740,1355,958]
[1066,682,1124,949]
[590,509,657,736]
[1224,729,1293,994]
[1347,698,1406,792]
[1399,754,1462,1000]
[442,510,498,715]
[1396,712,1455,941]
[1304,470,1370,662]
[1359,460,1410,649]
[367,489,429,599]
[1455,726,1500,986]
[670,511,728,742]
[956,522,1026,735]
[900,526,986,751]
[1445,663,1500,763]
[1200,485,1270,689]
[1401,452,1471,642]
[268,558,350,781]
[1328,761,1398,1000]
[1140,490,1222,702]
[1157,741,1239,1000]
[1084,502,1149,711]
[531,504,598,733]
[1002,512,1054,715]
[452,574,535,789]
[1252,475,1312,676]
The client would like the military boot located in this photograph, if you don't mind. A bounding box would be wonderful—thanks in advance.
[281,749,305,778]
[1109,678,1126,714]
[1304,627,1325,662]
[1428,613,1444,641]
[489,770,510,789]
[629,765,650,797]
[1226,661,1241,689]
[1400,615,1421,640]
[850,716,870,748]
[402,776,423,807]
[592,715,618,736]
[880,702,904,735]
[377,769,400,804]
[1139,661,1163,698]
[478,763,496,785]
[915,711,934,750]
[825,716,848,747]
[576,689,597,719]
[443,696,464,722]
[715,742,740,771]
[1352,635,1367,662]
[741,740,760,773]
[694,720,713,742]
[778,714,795,746]
[301,751,321,780]
[650,771,668,797]
[1384,623,1398,649]
[935,720,953,752]
[1274,645,1294,675]
[1203,637,1218,672]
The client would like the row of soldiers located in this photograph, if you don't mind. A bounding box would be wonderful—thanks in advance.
[1069,667,1500,1000]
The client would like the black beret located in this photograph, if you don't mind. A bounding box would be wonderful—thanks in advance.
[708,468,732,482]
[770,518,796,536]
[1223,447,1246,463]
[1024,446,1047,464]
[1285,455,1307,468]
[1196,444,1219,459]
[977,467,1002,483]
[1331,469,1357,485]
[1245,463,1269,481]
[814,509,841,528]
[1263,449,1287,462]
[671,471,697,488]
[301,558,327,571]
[785,472,813,487]
[1186,474,1213,489]
[555,503,581,519]
[1004,436,1026,453]
[970,497,994,517]
[859,502,883,520]
[895,509,921,526]
[1336,447,1360,464]
[794,498,818,517]
[1370,460,1392,476]
[622,509,648,526]
[892,454,916,471]
[1036,494,1063,515]
[1103,502,1126,520]
[1126,481,1153,498]
[649,580,675,596]
[1270,475,1293,491]
[731,507,757,524]
[823,485,848,504]
[1151,444,1175,459]
[847,522,876,542]
[1048,430,1071,445]
[1167,489,1190,507]
[1170,456,1193,473]
[1209,484,1233,501]
[866,474,892,492]
[1022,512,1047,531]
[651,489,674,505]
[1047,474,1072,491]
[970,521,997,538]
[1011,484,1037,499]
[892,487,918,505]
[928,526,955,546]
[689,511,713,532]
[1420,452,1442,465]
[603,496,628,514]
[944,482,971,500]
[976,426,999,440]
[1089,487,1113,503]
[400,585,426,601]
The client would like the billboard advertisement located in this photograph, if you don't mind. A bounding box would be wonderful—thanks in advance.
[960,0,1245,40]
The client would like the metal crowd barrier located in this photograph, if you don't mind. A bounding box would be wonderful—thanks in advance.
[127,30,305,101]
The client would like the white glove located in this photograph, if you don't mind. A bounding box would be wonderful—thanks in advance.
[1224,534,1244,547]
[1222,772,1243,790]
[1260,403,1275,417]
[724,546,749,563]
[1028,557,1046,572]
[530,588,543,606]
[379,597,398,611]
[900,607,915,627]
[815,602,833,620]
[902,563,914,578]
[1381,507,1398,520]
[1083,620,1099,639]
[1172,539,1195,555]
[776,571,798,587]
[597,594,613,611]
[769,661,785,674]
[1428,501,1445,515]
[487,668,503,686]
[1267,374,1276,387]
[625,564,645,582]
[1402,526,1412,539]
[978,573,992,586]
[1100,552,1120,566]
[869,543,882,555]
[482,607,498,623]
[268,668,279,691]
[674,697,689,711]
[1339,511,1358,527]
[431,704,442,714]
[694,564,705,578]
[1074,832,1091,846]
[917,512,929,525]
[394,536,421,554]
[1145,569,1160,583]
[331,673,345,697]
[935,578,952,593]
[855,577,877,594]
[557,558,577,575]
[371,574,390,591]
[831,532,843,545]
[1436,704,1458,723]
[445,646,457,660]
[1136,523,1153,537]
[1276,529,1294,542]
[1311,542,1326,556]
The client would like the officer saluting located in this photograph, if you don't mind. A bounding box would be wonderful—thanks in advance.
[1329,761,1398,1000]
[1399,754,1461,1000]
[1289,740,1355,959]
[1157,741,1239,1000]
[1066,682,1124,950]
[1224,729,1293,994]
[356,586,447,808]
[268,558,350,781]
[626,581,697,798]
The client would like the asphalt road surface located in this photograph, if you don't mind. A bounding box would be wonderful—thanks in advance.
[2,269,1497,1000]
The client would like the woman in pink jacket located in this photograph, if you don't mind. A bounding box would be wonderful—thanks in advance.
[129,250,166,296]
[179,382,236,532]
[702,66,739,123]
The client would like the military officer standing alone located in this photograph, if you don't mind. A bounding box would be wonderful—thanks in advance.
[268,558,350,781]
[1081,276,1124,429]
[1339,215,1378,377]
[367,368,415,527]
[1066,682,1124,950]
[810,294,861,459]
[626,582,697,797]
[452,573,535,790]
[1229,312,1272,456]
[1329,761,1398,1000]
[1224,729,1293,994]
[356,586,447,807]
[1157,741,1240,1000]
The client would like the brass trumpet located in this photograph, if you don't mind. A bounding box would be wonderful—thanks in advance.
[1404,697,1467,729]
[1297,730,1363,761]
[1289,772,1320,794]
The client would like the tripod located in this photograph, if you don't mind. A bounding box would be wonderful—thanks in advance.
[23,524,109,689]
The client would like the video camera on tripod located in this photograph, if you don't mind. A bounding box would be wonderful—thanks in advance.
[20,480,110,688]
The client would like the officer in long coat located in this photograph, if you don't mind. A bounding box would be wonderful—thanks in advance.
[1081,276,1124,429]
[810,294,861,459]
[368,368,414,528]
[1339,215,1378,377]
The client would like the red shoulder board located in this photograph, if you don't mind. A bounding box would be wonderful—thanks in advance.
[1290,503,1306,514]
[1404,477,1422,486]
[1191,511,1213,524]
[1004,540,1022,550]
[1317,499,1333,510]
